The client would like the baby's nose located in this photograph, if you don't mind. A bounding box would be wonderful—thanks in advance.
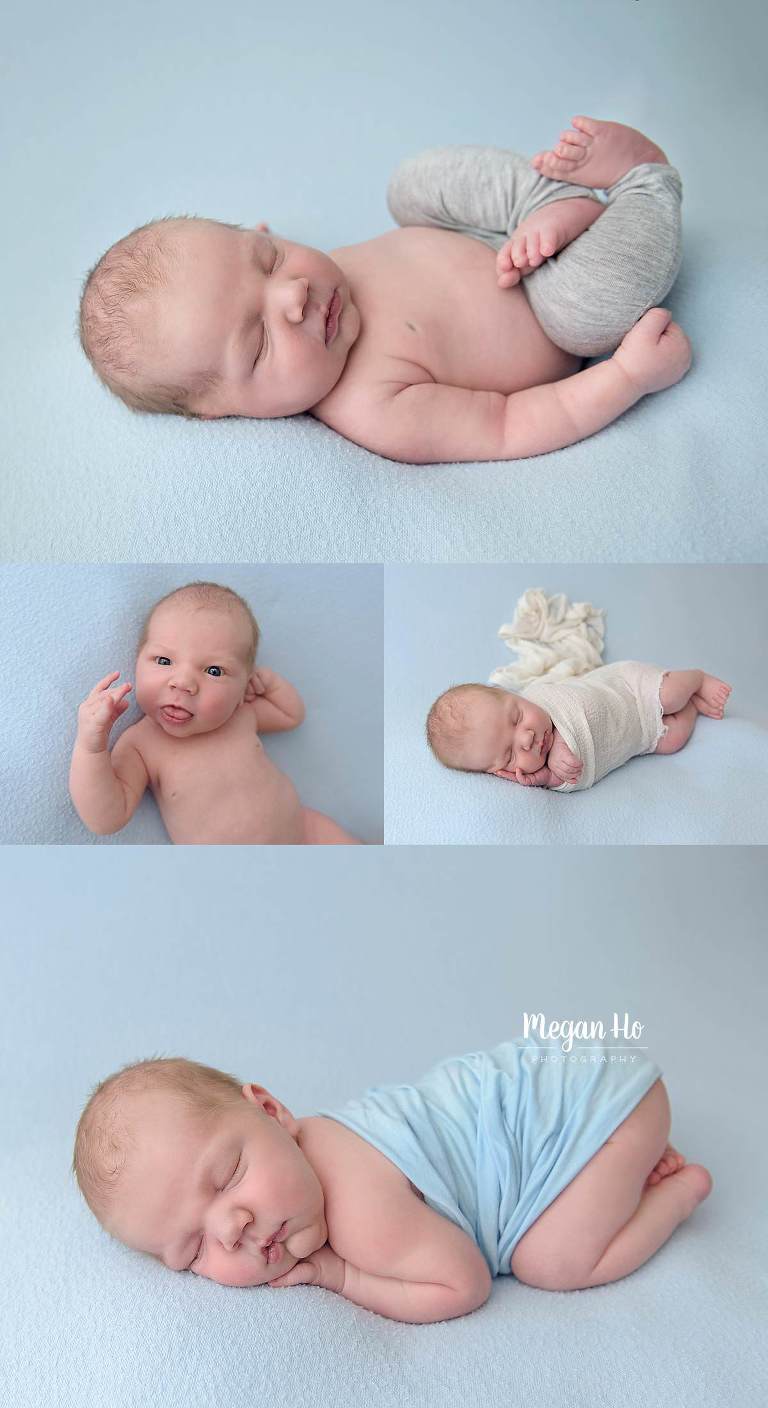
[222,1211,252,1250]
[170,674,196,693]
[283,277,309,324]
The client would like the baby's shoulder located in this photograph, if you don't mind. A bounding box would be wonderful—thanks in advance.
[301,1115,426,1248]
[301,1115,487,1288]
[114,715,159,764]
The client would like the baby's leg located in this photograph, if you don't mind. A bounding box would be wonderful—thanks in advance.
[302,807,362,845]
[659,670,732,719]
[654,700,698,755]
[522,116,683,357]
[387,144,602,257]
[510,1080,712,1291]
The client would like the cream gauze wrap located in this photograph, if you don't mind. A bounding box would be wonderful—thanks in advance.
[521,661,667,792]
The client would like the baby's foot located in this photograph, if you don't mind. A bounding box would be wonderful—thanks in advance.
[692,675,732,719]
[646,1144,686,1186]
[496,198,602,286]
[531,116,669,189]
[664,1164,714,1217]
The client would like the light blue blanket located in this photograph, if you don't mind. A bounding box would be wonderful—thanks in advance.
[2,846,766,1408]
[2,1,766,564]
[320,1039,662,1275]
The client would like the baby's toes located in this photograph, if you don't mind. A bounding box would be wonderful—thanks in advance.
[560,126,590,148]
[553,140,582,163]
[571,115,600,137]
[525,232,544,268]
[539,229,557,257]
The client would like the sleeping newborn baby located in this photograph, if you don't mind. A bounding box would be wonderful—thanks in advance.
[72,1048,712,1323]
[69,582,359,843]
[427,664,732,790]
[79,116,691,463]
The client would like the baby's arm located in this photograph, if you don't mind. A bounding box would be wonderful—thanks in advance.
[69,672,149,834]
[270,1198,491,1324]
[249,667,306,732]
[340,310,688,464]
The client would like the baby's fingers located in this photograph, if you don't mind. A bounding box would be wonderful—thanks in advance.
[268,1262,316,1288]
[89,670,122,697]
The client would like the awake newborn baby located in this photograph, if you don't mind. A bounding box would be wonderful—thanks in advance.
[427,664,732,789]
[73,1049,712,1323]
[79,116,690,463]
[69,582,360,843]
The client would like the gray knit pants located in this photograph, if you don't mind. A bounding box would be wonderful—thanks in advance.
[386,146,683,357]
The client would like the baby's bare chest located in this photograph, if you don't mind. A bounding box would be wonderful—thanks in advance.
[140,726,278,806]
[324,228,577,402]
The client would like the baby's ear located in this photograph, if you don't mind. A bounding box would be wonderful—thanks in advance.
[255,221,271,233]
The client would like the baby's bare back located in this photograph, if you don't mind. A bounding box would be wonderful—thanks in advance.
[313,227,579,443]
[132,710,305,844]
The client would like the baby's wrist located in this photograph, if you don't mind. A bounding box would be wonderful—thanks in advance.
[74,733,110,757]
[610,351,645,398]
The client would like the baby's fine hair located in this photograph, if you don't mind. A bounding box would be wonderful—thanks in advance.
[78,216,239,417]
[139,581,261,668]
[72,1056,244,1225]
[426,683,503,770]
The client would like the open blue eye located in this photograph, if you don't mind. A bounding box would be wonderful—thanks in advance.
[206,666,223,677]
[156,657,171,667]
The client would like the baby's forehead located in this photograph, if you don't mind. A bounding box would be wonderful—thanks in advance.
[463,688,506,720]
[144,600,250,646]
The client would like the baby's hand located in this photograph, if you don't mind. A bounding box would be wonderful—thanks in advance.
[613,309,691,395]
[250,666,280,696]
[547,734,583,785]
[268,1243,346,1294]
[76,672,132,753]
[514,765,552,787]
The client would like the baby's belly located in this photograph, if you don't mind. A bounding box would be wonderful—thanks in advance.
[334,228,581,395]
[153,757,305,845]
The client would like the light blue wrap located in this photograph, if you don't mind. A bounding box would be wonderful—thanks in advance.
[319,1038,662,1277]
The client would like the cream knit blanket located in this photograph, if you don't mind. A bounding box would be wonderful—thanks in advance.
[489,591,665,791]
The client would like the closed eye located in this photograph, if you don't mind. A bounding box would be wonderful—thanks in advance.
[186,1156,241,1269]
[251,240,280,370]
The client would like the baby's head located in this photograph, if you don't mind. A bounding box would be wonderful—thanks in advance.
[426,683,553,778]
[135,581,260,737]
[79,217,360,418]
[73,1057,326,1286]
